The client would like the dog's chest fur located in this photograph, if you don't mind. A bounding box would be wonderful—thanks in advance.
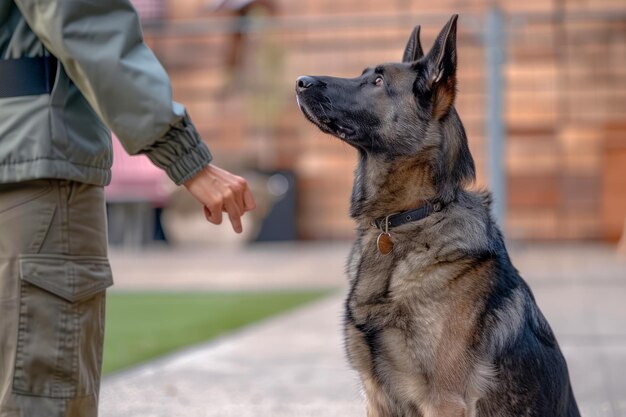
[345,221,494,413]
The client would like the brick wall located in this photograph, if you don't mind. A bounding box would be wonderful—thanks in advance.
[143,0,626,240]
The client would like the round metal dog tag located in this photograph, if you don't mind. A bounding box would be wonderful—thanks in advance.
[377,232,394,255]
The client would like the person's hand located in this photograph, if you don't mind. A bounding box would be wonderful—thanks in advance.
[184,164,256,233]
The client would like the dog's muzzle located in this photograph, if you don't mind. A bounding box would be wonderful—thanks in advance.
[296,75,324,92]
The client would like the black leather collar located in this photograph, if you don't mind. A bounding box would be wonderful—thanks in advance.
[374,202,443,231]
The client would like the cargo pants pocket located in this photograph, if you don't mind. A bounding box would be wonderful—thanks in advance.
[13,254,113,398]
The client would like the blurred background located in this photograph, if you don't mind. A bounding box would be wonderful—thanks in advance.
[100,1,626,415]
[106,0,626,247]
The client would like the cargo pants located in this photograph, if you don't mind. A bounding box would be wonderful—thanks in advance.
[0,180,112,417]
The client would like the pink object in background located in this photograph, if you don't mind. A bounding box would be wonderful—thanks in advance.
[105,134,170,206]
[131,0,165,22]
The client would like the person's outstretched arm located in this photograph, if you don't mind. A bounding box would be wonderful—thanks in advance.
[15,0,255,232]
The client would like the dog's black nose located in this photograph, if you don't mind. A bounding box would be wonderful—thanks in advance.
[296,75,317,90]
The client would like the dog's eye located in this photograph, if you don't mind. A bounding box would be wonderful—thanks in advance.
[374,77,384,87]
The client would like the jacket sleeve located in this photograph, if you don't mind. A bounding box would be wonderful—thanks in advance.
[14,0,212,185]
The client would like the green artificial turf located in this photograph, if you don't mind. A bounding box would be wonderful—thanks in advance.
[102,290,330,375]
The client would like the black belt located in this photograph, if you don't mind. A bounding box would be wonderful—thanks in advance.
[0,56,57,98]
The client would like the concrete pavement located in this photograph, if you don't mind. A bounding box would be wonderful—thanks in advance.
[106,242,349,291]
[100,295,362,417]
[100,242,626,416]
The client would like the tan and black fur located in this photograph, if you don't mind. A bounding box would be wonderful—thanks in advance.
[295,15,580,417]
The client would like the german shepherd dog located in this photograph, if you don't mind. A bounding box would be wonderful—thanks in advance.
[295,15,580,417]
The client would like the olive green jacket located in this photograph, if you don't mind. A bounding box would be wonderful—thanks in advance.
[0,0,212,186]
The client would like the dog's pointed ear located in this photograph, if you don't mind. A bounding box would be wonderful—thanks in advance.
[426,14,458,119]
[402,25,424,63]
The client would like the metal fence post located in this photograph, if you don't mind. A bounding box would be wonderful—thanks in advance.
[484,7,507,227]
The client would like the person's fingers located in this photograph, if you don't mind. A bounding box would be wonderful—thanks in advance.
[213,180,243,233]
[220,185,243,233]
[184,163,256,231]
[205,200,223,225]
[243,186,256,211]
[207,166,253,213]
[219,173,246,215]
[233,179,246,216]
[218,181,242,216]
[204,206,212,222]
[224,200,243,233]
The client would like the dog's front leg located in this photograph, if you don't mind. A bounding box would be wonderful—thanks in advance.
[362,376,396,417]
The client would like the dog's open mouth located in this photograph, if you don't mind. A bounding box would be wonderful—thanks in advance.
[296,95,356,140]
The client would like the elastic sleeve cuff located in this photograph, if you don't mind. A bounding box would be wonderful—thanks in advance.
[142,113,213,185]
